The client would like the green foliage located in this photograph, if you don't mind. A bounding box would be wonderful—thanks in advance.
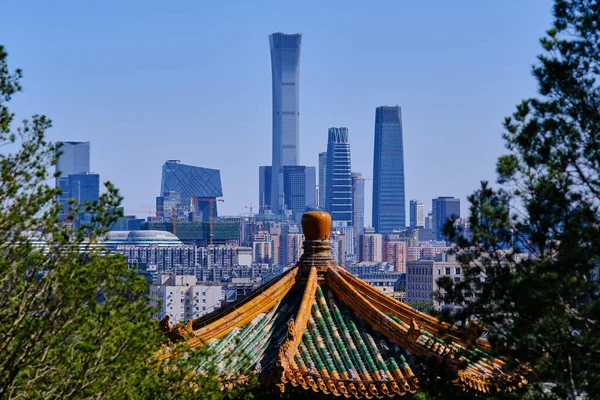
[0,45,254,399]
[440,1,600,398]
[406,300,435,316]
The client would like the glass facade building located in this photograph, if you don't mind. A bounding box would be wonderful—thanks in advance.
[282,166,316,224]
[432,197,460,241]
[318,152,327,209]
[55,141,91,217]
[68,173,100,205]
[352,172,365,236]
[269,32,301,214]
[372,106,406,234]
[326,128,352,224]
[159,160,223,222]
[258,166,272,214]
[409,199,425,228]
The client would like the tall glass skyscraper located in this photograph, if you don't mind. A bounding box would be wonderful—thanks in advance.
[55,141,92,218]
[318,152,327,209]
[372,106,406,234]
[258,166,272,214]
[409,199,425,228]
[432,196,460,241]
[269,32,301,214]
[282,166,315,224]
[68,173,100,205]
[352,172,365,236]
[326,127,352,224]
[158,160,223,222]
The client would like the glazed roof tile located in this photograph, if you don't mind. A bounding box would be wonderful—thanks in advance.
[159,212,527,397]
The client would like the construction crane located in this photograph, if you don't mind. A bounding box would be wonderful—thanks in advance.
[195,197,225,246]
[141,197,224,243]
[140,204,190,236]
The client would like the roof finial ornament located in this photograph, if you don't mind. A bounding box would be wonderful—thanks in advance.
[301,211,331,241]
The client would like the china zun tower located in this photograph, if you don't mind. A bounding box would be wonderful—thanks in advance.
[372,106,406,234]
[269,32,301,214]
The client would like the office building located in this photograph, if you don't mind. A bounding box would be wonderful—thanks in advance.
[282,165,316,224]
[372,106,406,234]
[325,128,352,224]
[55,141,92,217]
[56,141,90,177]
[258,166,272,214]
[432,197,461,241]
[352,172,365,236]
[409,200,425,228]
[318,152,327,209]
[68,173,100,206]
[158,160,223,222]
[149,274,223,322]
[406,254,462,310]
[269,32,302,214]
[425,212,433,229]
[357,227,383,263]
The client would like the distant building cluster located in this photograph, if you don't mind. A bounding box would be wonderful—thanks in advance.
[54,32,530,317]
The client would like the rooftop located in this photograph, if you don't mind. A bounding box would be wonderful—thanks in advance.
[158,212,527,397]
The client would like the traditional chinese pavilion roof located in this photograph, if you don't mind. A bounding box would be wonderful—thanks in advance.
[159,212,527,398]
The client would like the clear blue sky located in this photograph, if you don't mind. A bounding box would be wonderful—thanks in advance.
[2,1,553,224]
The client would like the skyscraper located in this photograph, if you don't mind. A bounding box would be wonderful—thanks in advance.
[325,127,352,224]
[352,172,365,236]
[158,160,223,222]
[68,173,100,205]
[282,166,316,224]
[258,166,272,214]
[372,106,406,234]
[269,32,301,214]
[318,152,327,209]
[56,141,91,177]
[409,200,425,228]
[56,141,91,215]
[432,196,461,241]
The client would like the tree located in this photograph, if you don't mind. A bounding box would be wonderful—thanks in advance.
[406,300,435,316]
[0,46,254,399]
[439,1,600,398]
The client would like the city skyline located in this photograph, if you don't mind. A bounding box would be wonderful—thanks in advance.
[1,1,554,224]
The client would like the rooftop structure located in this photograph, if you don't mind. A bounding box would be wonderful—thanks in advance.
[104,230,183,249]
[159,212,527,397]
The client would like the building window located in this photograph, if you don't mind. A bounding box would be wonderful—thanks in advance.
[445,267,451,275]
[455,267,461,274]
[454,277,461,283]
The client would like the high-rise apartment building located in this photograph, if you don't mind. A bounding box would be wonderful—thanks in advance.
[409,200,425,228]
[281,225,304,267]
[158,160,223,222]
[269,33,301,214]
[282,166,316,224]
[357,227,383,263]
[318,152,327,209]
[432,197,461,241]
[325,127,352,224]
[352,172,365,236]
[372,106,406,234]
[258,166,272,214]
[384,240,408,273]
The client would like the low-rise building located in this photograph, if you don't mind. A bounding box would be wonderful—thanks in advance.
[149,274,223,323]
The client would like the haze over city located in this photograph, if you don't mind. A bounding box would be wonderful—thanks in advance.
[1,0,552,222]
